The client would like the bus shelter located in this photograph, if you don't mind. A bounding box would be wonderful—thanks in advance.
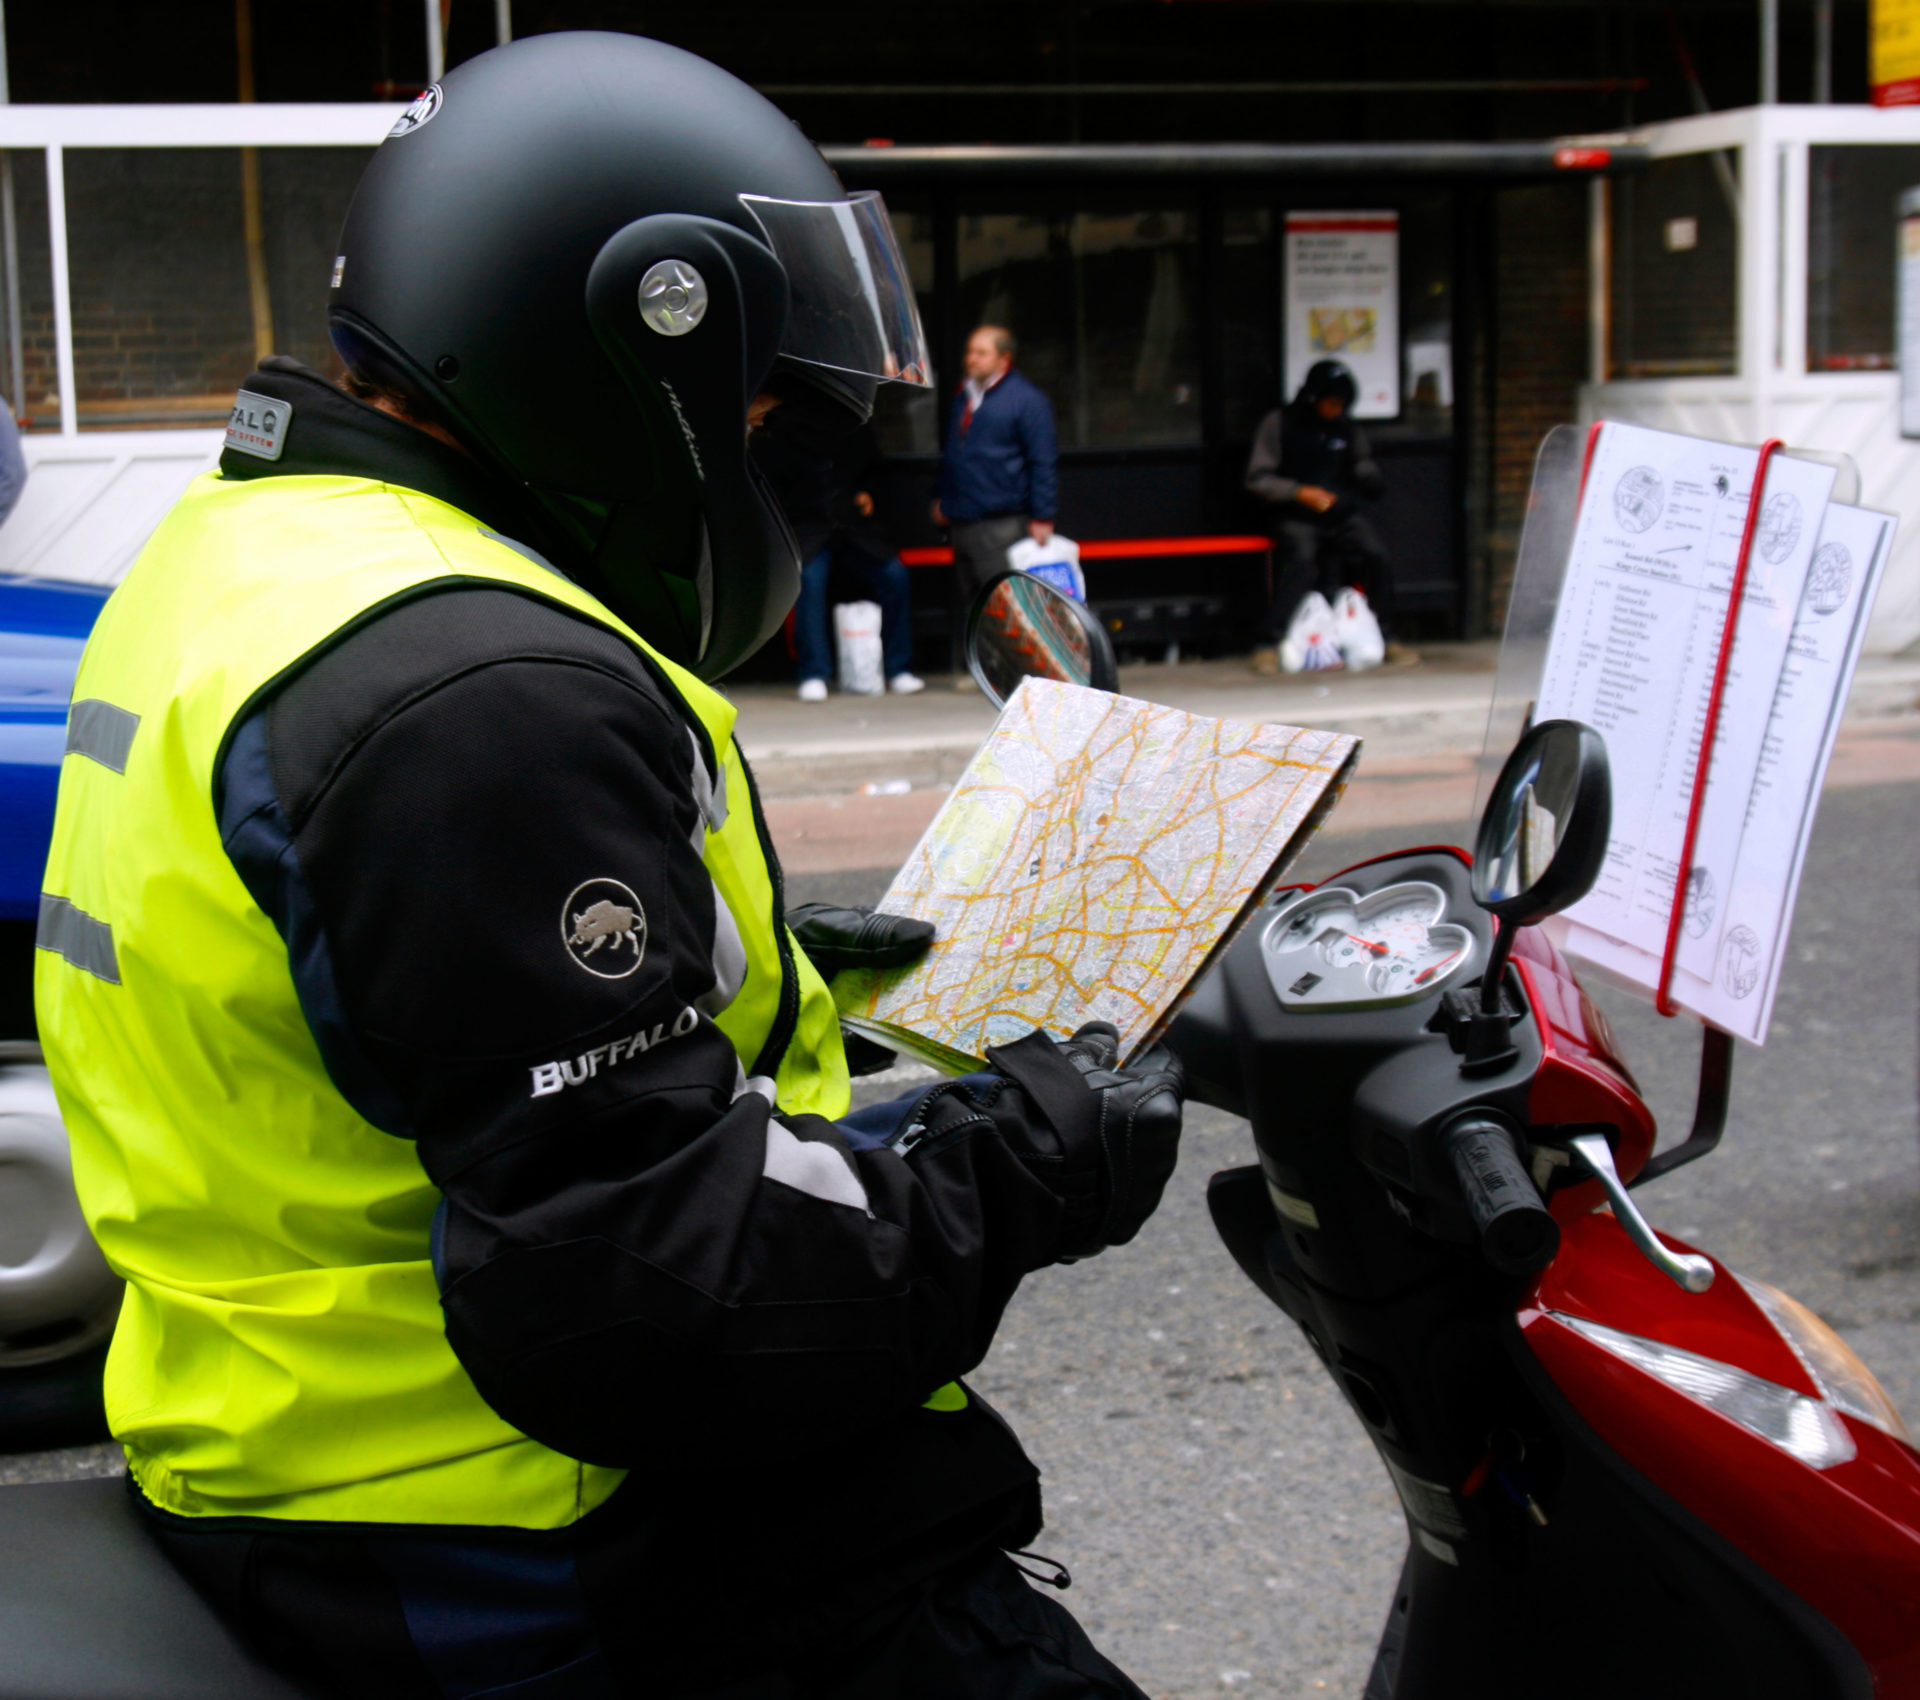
[0,102,1645,659]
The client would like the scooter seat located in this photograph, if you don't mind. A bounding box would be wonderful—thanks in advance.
[0,1477,306,1700]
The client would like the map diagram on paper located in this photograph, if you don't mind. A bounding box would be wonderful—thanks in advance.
[834,679,1360,1071]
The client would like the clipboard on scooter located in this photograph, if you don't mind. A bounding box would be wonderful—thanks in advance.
[1472,423,1891,1170]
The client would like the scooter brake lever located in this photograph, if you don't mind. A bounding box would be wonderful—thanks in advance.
[1568,1134,1715,1294]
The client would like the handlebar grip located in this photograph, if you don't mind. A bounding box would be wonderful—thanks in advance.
[1442,1117,1561,1275]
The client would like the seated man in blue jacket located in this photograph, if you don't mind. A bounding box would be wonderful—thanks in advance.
[933,325,1059,604]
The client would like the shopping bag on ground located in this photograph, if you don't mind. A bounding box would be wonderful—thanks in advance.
[1280,591,1344,674]
[1005,533,1086,601]
[833,601,885,695]
[1331,585,1385,671]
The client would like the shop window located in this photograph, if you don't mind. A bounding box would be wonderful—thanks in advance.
[1807,144,1920,372]
[957,202,1201,449]
[1608,151,1739,379]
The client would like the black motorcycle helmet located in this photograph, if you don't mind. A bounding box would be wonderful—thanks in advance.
[1295,359,1357,413]
[328,32,931,679]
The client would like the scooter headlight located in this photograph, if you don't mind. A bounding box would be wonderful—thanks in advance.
[1737,1274,1911,1446]
[1551,1312,1857,1469]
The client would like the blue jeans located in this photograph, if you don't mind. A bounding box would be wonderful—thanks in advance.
[795,543,915,684]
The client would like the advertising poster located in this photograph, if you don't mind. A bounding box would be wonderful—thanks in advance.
[1874,0,1920,105]
[1284,211,1399,419]
[1901,188,1920,437]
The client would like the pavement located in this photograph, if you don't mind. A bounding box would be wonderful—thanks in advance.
[740,642,1920,874]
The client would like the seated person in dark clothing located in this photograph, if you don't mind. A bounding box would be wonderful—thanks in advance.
[1244,358,1410,671]
[756,417,925,700]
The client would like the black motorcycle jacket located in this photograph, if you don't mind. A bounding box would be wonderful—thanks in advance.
[1244,401,1386,523]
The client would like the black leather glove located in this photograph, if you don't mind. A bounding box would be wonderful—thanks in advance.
[985,1022,1186,1259]
[786,903,936,981]
[841,1027,902,1078]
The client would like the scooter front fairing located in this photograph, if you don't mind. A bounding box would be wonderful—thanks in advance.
[1190,836,1908,1698]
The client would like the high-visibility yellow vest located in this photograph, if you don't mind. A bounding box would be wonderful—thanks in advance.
[37,472,849,1526]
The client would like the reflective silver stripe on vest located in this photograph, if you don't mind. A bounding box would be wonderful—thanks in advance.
[65,700,141,774]
[36,894,120,984]
[479,528,567,580]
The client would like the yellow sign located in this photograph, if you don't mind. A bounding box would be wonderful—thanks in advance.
[1873,0,1920,105]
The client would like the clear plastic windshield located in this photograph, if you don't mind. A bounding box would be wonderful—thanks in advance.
[740,190,933,387]
[1471,425,1862,824]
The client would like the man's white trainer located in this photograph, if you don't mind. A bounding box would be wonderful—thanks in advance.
[887,672,926,696]
[797,678,828,702]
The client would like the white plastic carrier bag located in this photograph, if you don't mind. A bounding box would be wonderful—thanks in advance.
[1280,590,1345,674]
[1004,533,1086,601]
[1330,585,1385,671]
[833,600,885,695]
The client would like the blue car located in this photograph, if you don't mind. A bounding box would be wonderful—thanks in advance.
[0,577,113,934]
[0,574,119,1452]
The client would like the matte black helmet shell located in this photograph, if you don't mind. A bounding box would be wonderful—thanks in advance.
[1296,359,1358,411]
[329,31,880,679]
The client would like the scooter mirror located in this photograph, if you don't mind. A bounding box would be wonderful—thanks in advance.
[1471,718,1611,927]
[964,569,1120,709]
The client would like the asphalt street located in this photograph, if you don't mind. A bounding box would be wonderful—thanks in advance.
[802,777,1920,1700]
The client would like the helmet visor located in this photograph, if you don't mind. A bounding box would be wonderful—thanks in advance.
[740,191,933,388]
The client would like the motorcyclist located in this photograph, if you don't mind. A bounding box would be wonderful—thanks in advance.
[1245,358,1404,670]
[35,34,1184,1698]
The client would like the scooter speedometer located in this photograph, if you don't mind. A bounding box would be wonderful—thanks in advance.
[1262,880,1477,1012]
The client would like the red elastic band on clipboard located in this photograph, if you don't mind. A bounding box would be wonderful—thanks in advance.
[1577,419,1605,499]
[1654,436,1785,1017]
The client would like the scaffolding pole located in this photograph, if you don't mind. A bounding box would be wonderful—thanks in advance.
[236,0,275,363]
[0,0,19,420]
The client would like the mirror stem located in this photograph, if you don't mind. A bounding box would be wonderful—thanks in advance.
[1480,917,1517,1017]
[1457,917,1523,1075]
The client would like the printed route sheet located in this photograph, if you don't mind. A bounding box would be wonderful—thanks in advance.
[1536,425,1835,974]
[1559,500,1894,1042]
[835,678,1360,1071]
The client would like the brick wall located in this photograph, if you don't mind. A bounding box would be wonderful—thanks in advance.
[2,146,365,428]
[1488,181,1590,630]
[1607,152,1738,379]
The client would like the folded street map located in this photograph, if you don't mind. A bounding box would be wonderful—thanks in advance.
[834,678,1361,1071]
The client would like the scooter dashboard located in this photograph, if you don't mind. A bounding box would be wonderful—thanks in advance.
[1261,879,1478,1012]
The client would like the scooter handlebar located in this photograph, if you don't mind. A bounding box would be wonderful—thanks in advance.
[1442,1115,1561,1276]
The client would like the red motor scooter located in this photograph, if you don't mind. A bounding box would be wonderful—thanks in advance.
[1174,711,1917,1699]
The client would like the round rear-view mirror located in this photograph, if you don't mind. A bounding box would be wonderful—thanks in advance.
[964,569,1119,708]
[1472,719,1611,927]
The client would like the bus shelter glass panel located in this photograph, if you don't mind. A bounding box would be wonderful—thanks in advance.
[1608,150,1739,378]
[1807,144,1920,372]
[1220,205,1276,443]
[63,147,371,431]
[867,196,937,455]
[957,202,1201,448]
[0,151,57,430]
[1398,191,1454,435]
